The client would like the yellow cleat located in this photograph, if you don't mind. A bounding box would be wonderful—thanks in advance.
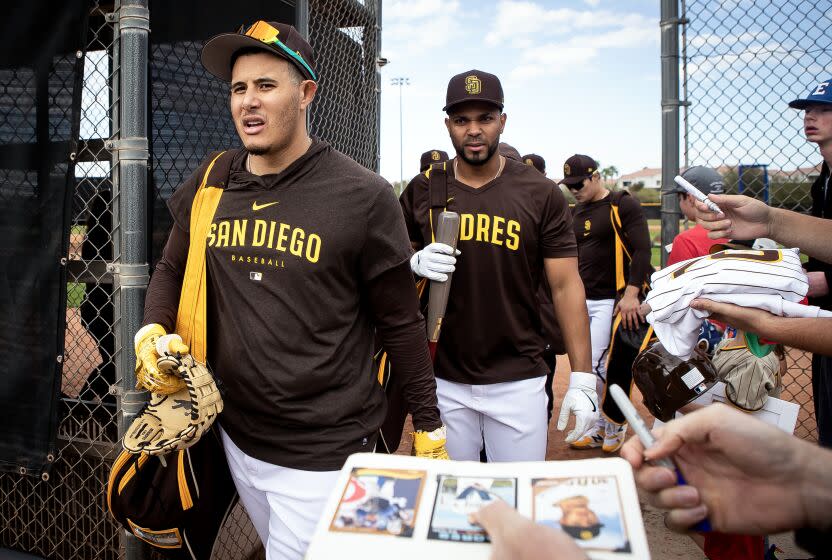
[569,417,604,450]
[602,422,628,453]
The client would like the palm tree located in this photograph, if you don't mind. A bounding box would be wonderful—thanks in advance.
[601,165,618,181]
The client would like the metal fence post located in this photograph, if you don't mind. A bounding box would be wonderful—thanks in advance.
[113,1,150,559]
[659,0,684,267]
[374,0,383,174]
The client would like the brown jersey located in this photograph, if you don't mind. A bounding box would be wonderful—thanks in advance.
[400,158,577,385]
[159,140,416,470]
[572,192,652,300]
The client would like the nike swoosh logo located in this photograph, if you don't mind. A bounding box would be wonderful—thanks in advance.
[582,391,597,412]
[583,232,590,237]
[252,201,279,211]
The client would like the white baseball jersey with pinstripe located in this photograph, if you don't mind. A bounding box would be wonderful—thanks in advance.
[645,248,832,359]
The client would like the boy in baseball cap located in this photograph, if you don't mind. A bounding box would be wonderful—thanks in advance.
[667,166,728,265]
[789,77,832,448]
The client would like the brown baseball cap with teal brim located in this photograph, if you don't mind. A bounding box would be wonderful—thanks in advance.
[443,70,504,112]
[201,20,317,82]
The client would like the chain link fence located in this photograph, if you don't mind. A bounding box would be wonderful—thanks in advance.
[1,1,121,558]
[308,0,381,171]
[682,0,832,441]
[2,0,381,558]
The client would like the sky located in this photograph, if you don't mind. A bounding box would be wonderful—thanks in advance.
[377,0,664,185]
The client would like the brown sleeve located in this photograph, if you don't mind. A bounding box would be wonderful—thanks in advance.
[618,195,654,287]
[359,186,414,283]
[541,183,578,258]
[143,221,188,331]
[367,261,442,432]
[398,174,428,247]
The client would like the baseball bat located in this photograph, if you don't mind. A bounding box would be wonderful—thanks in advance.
[426,211,460,361]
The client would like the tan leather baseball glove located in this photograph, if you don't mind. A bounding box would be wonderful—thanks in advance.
[123,354,223,456]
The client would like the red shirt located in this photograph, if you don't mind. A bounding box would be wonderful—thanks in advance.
[667,224,728,265]
[669,225,761,560]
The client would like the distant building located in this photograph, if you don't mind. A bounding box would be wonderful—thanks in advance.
[613,163,821,193]
[617,167,662,189]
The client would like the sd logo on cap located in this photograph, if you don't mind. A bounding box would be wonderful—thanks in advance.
[443,69,504,112]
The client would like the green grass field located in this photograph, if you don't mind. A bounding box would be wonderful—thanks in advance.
[647,218,684,269]
[67,283,85,308]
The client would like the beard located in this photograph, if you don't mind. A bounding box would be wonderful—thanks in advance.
[246,144,270,156]
[452,138,499,166]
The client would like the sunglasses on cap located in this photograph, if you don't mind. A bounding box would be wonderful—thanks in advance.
[566,178,588,191]
[239,21,317,80]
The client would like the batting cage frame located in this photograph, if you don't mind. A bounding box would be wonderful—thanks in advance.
[0,0,381,558]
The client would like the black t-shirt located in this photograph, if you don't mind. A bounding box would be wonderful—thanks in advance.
[807,162,831,310]
[165,140,413,470]
[572,192,652,300]
[399,158,577,385]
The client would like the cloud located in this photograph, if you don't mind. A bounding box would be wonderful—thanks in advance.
[485,1,654,47]
[384,0,455,20]
[382,0,461,58]
[688,31,770,51]
[687,41,803,75]
[485,1,657,81]
[584,0,601,6]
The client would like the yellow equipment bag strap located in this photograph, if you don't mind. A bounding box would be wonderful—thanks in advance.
[609,191,632,294]
[174,151,229,362]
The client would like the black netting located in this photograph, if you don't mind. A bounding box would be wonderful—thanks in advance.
[308,0,380,171]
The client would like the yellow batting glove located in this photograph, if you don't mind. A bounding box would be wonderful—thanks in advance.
[134,324,187,394]
[412,425,450,460]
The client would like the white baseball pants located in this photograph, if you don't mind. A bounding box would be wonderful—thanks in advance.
[587,298,615,391]
[220,429,340,560]
[436,376,548,462]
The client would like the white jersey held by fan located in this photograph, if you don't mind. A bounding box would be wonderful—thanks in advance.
[644,248,832,359]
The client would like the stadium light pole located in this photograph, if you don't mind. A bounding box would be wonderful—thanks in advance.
[391,77,410,189]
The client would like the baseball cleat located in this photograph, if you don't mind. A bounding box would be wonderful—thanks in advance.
[569,418,604,449]
[602,421,627,453]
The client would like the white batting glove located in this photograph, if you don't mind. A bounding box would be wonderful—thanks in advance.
[410,242,459,282]
[557,372,600,443]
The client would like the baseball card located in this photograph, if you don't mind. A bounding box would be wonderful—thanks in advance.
[329,468,427,538]
[532,476,630,552]
[308,454,649,559]
[427,475,517,543]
